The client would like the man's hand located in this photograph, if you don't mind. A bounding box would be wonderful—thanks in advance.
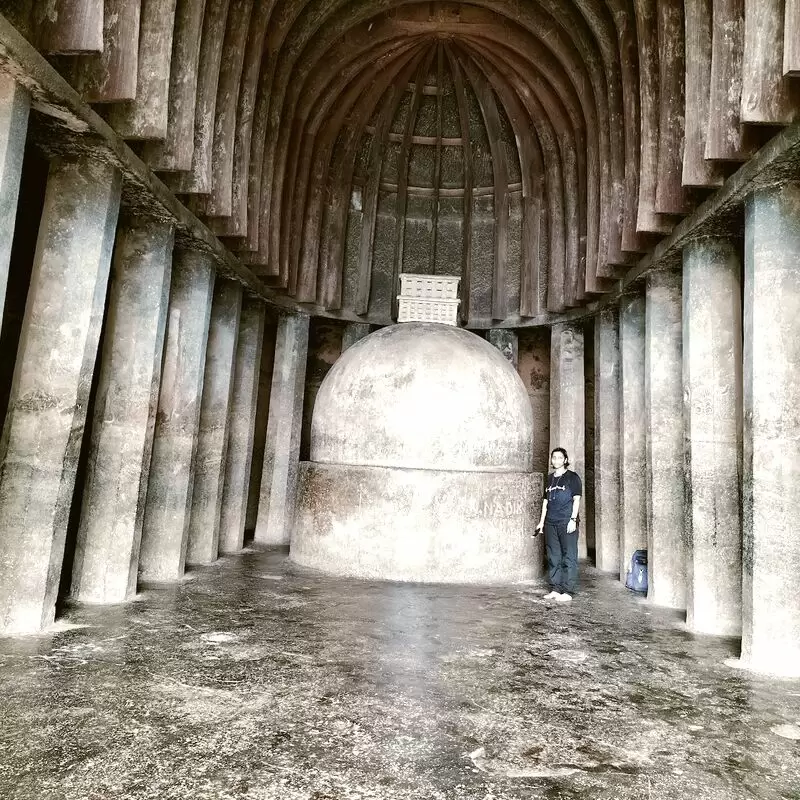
[533,523,543,537]
[567,519,577,534]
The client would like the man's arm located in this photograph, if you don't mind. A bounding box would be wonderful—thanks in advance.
[535,498,548,534]
[567,497,581,533]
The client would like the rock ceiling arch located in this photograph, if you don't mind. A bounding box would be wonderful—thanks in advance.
[15,0,800,325]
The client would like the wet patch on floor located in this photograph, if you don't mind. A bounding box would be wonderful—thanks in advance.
[1,550,799,799]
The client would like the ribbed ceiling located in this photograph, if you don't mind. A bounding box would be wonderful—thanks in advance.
[12,0,800,325]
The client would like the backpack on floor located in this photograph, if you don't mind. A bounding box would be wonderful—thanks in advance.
[625,549,648,594]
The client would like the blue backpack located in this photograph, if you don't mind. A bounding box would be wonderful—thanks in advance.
[625,549,648,593]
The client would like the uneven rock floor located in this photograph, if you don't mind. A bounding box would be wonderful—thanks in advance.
[1,548,800,799]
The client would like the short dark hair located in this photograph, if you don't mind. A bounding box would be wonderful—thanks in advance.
[551,447,570,467]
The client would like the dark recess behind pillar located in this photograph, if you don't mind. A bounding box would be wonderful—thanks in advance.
[300,319,344,462]
[517,327,550,476]
[245,318,278,536]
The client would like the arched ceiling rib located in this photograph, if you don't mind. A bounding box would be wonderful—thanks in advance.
[18,0,800,325]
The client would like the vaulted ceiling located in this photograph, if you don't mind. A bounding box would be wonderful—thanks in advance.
[8,0,800,325]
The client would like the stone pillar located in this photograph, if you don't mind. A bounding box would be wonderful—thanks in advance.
[186,280,242,565]
[342,322,371,351]
[619,294,647,581]
[139,250,215,581]
[645,270,685,609]
[254,313,310,546]
[0,158,121,634]
[594,308,621,573]
[0,74,29,318]
[742,184,800,675]
[683,238,743,636]
[488,328,519,368]
[550,322,586,559]
[70,214,174,604]
[218,299,266,553]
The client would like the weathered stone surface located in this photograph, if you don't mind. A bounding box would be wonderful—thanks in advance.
[218,298,265,554]
[254,314,310,546]
[292,463,542,583]
[487,328,519,368]
[583,320,596,555]
[300,319,343,462]
[312,324,533,473]
[742,184,800,676]
[550,322,586,559]
[245,320,277,531]
[341,322,371,351]
[73,0,141,102]
[139,250,214,582]
[594,308,620,574]
[186,279,242,565]
[105,0,178,139]
[0,157,121,634]
[683,238,743,636]
[5,549,800,800]
[293,322,538,582]
[518,328,550,475]
[0,73,28,323]
[71,214,173,604]
[646,269,685,609]
[619,294,647,582]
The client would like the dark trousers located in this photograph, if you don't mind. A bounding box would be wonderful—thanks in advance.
[545,521,579,594]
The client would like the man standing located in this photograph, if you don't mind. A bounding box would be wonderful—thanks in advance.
[535,447,582,602]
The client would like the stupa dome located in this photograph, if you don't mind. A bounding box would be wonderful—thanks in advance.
[310,322,533,473]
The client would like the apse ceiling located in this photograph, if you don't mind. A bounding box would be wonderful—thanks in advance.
[14,0,800,325]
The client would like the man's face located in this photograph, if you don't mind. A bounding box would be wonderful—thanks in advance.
[551,451,565,469]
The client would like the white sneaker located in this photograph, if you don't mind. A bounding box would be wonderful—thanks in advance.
[543,590,560,600]
[556,593,573,602]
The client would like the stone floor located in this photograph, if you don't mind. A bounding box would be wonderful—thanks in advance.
[1,550,800,800]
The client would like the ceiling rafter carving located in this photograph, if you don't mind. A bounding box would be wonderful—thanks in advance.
[7,0,798,325]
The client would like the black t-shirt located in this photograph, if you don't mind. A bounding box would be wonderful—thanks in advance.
[545,470,582,523]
